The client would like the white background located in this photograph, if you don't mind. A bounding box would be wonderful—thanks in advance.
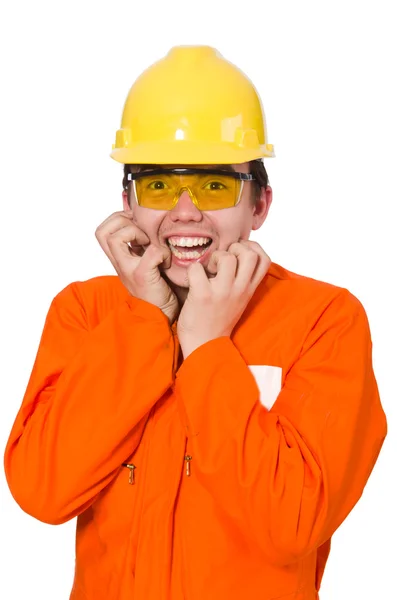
[0,1,395,598]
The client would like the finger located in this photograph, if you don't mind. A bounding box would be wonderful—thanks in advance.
[133,244,172,284]
[238,239,269,259]
[238,240,271,277]
[95,211,147,275]
[108,226,154,276]
[109,223,150,254]
[96,212,148,266]
[105,226,145,275]
[207,250,238,290]
[96,213,144,260]
[98,215,149,247]
[156,242,173,271]
[207,249,235,275]
[235,240,271,287]
[95,223,133,274]
[100,226,134,273]
[227,242,260,288]
[95,210,135,238]
[185,262,211,295]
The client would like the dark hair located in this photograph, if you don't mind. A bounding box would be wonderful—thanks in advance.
[122,160,269,206]
[248,160,270,204]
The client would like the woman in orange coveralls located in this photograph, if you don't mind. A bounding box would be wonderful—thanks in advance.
[4,46,387,600]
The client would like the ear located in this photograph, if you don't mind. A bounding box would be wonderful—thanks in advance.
[122,189,130,211]
[252,186,272,230]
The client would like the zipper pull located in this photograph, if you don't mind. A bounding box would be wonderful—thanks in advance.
[184,455,192,477]
[122,463,136,484]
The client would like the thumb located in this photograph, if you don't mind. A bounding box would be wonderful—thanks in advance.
[140,245,171,283]
[185,262,207,290]
[158,245,172,271]
[147,244,172,270]
[207,250,222,275]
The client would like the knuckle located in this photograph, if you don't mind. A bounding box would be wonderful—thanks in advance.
[110,226,130,243]
[246,249,259,261]
[228,242,239,250]
[213,251,234,264]
[239,245,257,259]
[107,233,117,248]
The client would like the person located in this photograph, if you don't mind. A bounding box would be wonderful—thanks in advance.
[4,45,387,600]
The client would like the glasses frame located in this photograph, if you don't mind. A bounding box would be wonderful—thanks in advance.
[126,168,256,211]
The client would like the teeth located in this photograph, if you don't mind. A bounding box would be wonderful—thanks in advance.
[167,236,211,248]
[169,244,209,260]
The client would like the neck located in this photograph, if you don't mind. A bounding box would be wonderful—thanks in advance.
[172,283,189,307]
[163,273,189,309]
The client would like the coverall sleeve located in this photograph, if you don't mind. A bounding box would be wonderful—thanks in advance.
[4,282,174,525]
[174,289,387,565]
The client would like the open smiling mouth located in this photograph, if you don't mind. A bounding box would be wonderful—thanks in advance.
[166,236,213,261]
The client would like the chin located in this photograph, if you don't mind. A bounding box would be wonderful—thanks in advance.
[162,264,191,288]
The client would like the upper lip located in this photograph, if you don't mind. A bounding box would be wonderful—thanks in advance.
[163,232,214,241]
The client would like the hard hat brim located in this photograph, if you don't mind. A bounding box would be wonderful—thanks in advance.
[110,141,275,165]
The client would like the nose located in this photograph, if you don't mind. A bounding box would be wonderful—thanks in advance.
[169,189,203,222]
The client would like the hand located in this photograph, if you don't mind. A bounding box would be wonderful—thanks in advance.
[95,210,179,324]
[177,240,271,358]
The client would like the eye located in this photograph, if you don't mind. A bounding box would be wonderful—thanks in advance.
[148,180,168,190]
[203,181,227,191]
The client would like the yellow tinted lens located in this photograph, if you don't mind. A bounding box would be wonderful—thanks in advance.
[134,173,241,210]
[195,175,240,210]
[135,173,177,209]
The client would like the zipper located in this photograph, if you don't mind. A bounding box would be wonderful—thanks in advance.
[172,323,193,476]
[122,463,136,484]
[120,403,159,486]
[184,455,192,476]
[174,326,192,479]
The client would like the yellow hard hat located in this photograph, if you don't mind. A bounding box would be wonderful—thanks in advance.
[111,45,275,165]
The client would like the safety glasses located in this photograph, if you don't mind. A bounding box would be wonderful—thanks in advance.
[127,168,255,211]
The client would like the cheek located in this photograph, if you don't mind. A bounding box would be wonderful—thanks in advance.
[211,211,249,246]
[133,207,167,239]
[240,220,253,239]
[234,205,254,238]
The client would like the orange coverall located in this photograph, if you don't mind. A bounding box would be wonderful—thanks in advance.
[4,262,387,599]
